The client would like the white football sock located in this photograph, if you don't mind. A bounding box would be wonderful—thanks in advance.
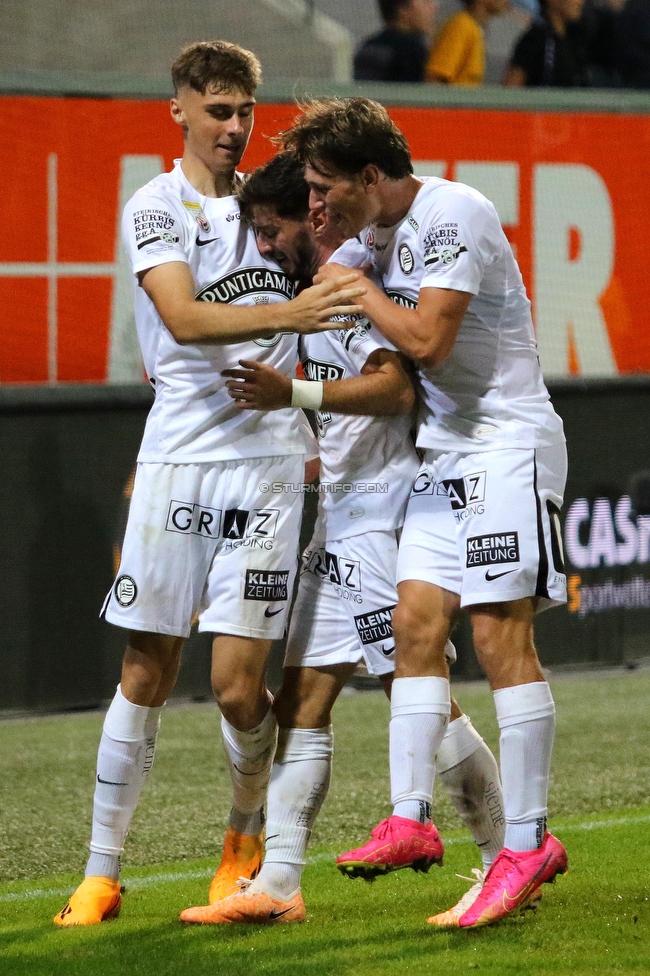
[438,714,505,870]
[221,705,278,835]
[258,726,333,898]
[390,676,450,823]
[85,684,162,879]
[494,681,556,853]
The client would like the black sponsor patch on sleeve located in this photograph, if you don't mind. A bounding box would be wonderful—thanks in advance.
[466,532,520,568]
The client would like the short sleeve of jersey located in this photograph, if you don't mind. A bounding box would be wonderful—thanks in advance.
[122,189,189,277]
[338,317,388,371]
[328,238,398,361]
[419,186,500,296]
[329,237,370,270]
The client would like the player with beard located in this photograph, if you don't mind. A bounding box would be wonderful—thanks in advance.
[53,46,366,927]
[274,99,569,929]
[180,152,508,926]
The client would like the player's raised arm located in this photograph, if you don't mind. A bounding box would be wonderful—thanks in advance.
[140,261,365,345]
[316,263,471,369]
[224,347,414,416]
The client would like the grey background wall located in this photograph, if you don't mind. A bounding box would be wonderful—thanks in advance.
[0,0,353,82]
[0,0,528,85]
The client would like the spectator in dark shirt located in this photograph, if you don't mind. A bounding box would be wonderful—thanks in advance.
[581,0,625,86]
[504,0,590,86]
[354,0,438,82]
[615,0,650,88]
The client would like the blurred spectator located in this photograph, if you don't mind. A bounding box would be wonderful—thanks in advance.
[353,0,438,82]
[511,0,541,17]
[504,0,590,85]
[615,0,650,88]
[580,0,622,86]
[425,0,511,86]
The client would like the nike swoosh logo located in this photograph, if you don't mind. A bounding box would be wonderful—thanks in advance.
[502,854,552,911]
[264,607,284,618]
[97,775,129,786]
[269,907,294,920]
[485,568,517,581]
[196,236,219,247]
[380,643,395,656]
[233,764,264,776]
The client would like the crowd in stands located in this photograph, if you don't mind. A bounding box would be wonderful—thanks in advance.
[353,0,650,87]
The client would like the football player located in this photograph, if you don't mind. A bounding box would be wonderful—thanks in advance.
[53,45,365,927]
[277,97,569,928]
[180,152,507,926]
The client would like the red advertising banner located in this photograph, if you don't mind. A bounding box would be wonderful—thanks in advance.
[1,95,649,383]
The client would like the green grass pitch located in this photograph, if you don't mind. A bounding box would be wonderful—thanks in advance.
[1,670,649,976]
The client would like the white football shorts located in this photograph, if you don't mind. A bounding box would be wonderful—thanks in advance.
[285,531,458,676]
[284,530,399,676]
[396,444,568,611]
[102,456,304,639]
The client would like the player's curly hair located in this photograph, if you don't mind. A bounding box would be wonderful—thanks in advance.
[276,97,413,180]
[237,152,310,222]
[171,41,262,96]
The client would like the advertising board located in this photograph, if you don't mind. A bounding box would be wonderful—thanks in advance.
[1,96,649,383]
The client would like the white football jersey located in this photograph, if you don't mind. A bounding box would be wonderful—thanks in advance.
[122,160,312,462]
[356,178,565,454]
[303,239,420,542]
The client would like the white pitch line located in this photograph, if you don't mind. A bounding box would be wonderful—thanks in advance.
[553,812,650,832]
[2,812,649,906]
[0,869,212,904]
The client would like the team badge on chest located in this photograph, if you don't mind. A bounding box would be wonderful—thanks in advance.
[399,243,414,275]
[182,199,211,233]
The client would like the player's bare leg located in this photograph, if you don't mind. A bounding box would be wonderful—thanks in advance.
[336,582,455,879]
[428,696,509,927]
[255,664,352,899]
[199,635,276,905]
[452,598,566,928]
[367,663,507,921]
[386,580,455,838]
[54,632,182,926]
[180,663,350,923]
[361,669,505,883]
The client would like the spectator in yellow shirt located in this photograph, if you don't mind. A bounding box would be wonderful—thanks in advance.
[426,0,510,85]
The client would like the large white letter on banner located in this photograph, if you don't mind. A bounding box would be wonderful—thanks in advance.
[534,163,616,378]
[454,162,519,228]
[412,161,447,179]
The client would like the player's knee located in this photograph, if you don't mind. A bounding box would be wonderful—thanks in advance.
[470,615,500,659]
[274,667,341,728]
[471,615,538,679]
[212,672,267,727]
[121,633,182,704]
[392,599,444,649]
[273,673,310,727]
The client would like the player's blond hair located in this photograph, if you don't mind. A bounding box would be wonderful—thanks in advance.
[276,97,413,180]
[171,41,262,96]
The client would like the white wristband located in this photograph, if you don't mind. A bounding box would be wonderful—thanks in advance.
[291,379,324,410]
